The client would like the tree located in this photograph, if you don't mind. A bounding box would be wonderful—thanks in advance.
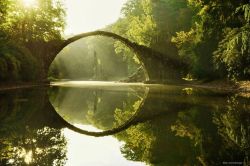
[5,0,65,42]
[0,33,39,81]
[111,0,193,77]
[172,0,250,80]
[0,0,66,81]
[0,127,67,166]
[214,4,250,80]
[0,0,10,26]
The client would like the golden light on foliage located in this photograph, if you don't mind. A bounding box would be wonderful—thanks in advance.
[24,151,33,164]
[20,149,33,164]
[22,0,37,8]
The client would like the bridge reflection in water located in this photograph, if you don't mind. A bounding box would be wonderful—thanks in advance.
[49,81,150,136]
[0,82,249,165]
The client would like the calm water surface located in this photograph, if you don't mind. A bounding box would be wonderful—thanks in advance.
[0,81,249,166]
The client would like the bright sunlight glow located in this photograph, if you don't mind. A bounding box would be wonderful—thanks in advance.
[64,0,127,35]
[22,0,37,8]
[63,125,145,166]
[20,149,33,164]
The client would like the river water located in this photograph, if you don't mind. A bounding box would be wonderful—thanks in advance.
[0,81,249,166]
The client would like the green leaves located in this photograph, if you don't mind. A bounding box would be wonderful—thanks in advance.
[2,0,65,42]
[115,0,157,47]
[213,3,250,80]
[236,4,250,23]
[213,26,250,80]
[0,0,66,82]
[171,0,250,80]
[0,40,39,81]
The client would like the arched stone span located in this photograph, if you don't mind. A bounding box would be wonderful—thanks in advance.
[47,30,183,82]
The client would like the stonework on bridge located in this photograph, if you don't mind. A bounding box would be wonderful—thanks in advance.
[46,30,183,82]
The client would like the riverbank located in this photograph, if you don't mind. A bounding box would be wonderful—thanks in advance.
[235,81,250,98]
[187,80,250,97]
[1,80,249,97]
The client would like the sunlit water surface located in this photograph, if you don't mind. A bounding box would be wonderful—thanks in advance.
[63,125,144,166]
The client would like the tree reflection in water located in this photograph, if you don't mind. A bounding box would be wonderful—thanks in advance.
[0,88,67,165]
[113,93,198,165]
[213,95,250,165]
[171,95,250,166]
[0,127,67,166]
[3,86,248,166]
[111,88,250,166]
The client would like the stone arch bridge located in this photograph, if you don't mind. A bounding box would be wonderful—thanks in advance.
[45,30,183,82]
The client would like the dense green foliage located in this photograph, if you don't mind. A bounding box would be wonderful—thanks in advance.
[213,4,250,79]
[111,0,192,68]
[172,0,250,80]
[1,0,249,81]
[0,32,39,81]
[109,0,250,80]
[0,0,65,82]
[1,1,249,165]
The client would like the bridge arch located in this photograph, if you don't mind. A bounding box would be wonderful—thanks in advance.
[47,30,183,82]
[50,30,150,81]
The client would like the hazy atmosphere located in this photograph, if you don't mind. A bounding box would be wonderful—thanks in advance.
[0,0,249,165]
[64,0,127,35]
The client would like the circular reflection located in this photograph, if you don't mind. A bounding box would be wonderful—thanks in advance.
[48,83,148,136]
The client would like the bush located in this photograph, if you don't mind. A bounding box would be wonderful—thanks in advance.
[0,35,39,82]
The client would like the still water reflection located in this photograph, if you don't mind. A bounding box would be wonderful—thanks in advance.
[63,125,144,166]
[0,81,249,166]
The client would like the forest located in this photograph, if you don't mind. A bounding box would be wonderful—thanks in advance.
[0,0,250,82]
[0,1,250,165]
